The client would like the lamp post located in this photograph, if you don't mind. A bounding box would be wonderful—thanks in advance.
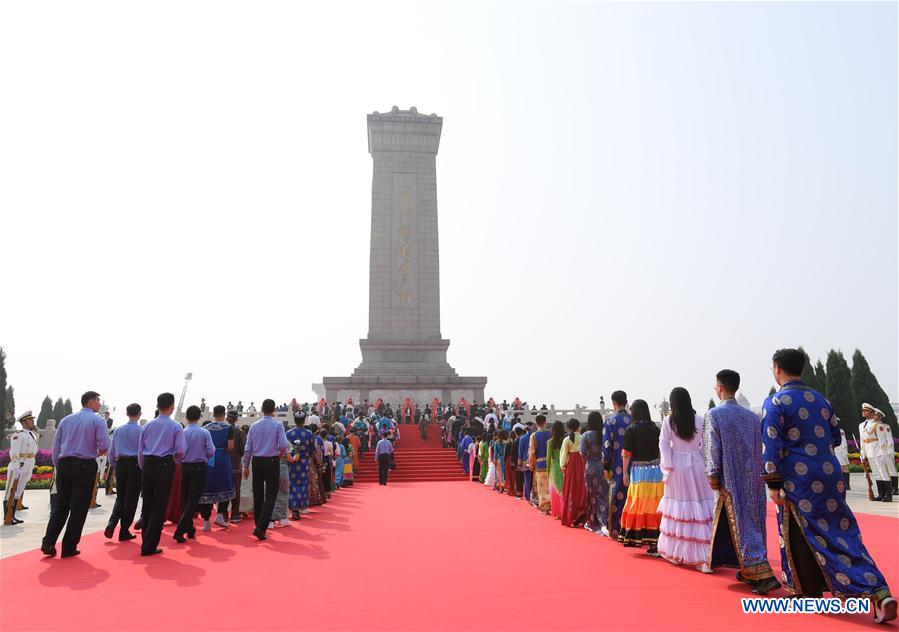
[176,372,193,420]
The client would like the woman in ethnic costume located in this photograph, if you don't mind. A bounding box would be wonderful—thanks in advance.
[307,427,325,507]
[484,434,497,487]
[478,437,489,483]
[494,431,508,492]
[560,418,586,527]
[619,399,663,554]
[581,411,609,534]
[546,421,565,519]
[287,413,316,519]
[342,438,354,486]
[657,387,715,571]
[198,416,236,530]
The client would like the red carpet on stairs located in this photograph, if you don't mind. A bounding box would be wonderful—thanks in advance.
[1,481,896,632]
[355,425,468,482]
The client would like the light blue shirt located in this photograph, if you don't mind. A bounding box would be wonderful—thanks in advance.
[108,420,142,462]
[53,408,110,466]
[374,438,394,458]
[138,415,186,469]
[182,423,215,463]
[242,416,290,468]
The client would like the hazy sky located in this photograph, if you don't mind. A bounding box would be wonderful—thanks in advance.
[2,1,897,423]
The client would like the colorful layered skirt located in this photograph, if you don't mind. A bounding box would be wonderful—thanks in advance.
[561,452,587,527]
[619,459,663,546]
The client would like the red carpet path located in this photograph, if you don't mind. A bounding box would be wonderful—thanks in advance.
[1,457,897,631]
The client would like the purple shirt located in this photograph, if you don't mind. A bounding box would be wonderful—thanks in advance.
[108,420,142,462]
[182,423,215,463]
[242,416,290,468]
[138,415,186,469]
[53,408,110,465]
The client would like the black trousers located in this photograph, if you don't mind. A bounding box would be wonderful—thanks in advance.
[207,470,242,520]
[107,457,141,534]
[43,457,98,555]
[787,508,828,597]
[378,453,390,485]
[251,456,279,531]
[175,462,207,537]
[140,455,174,554]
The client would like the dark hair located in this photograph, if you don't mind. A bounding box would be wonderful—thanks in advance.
[668,387,696,441]
[262,399,276,415]
[611,390,627,406]
[499,430,509,441]
[213,404,226,417]
[716,369,740,394]
[186,405,202,422]
[772,348,805,377]
[81,391,100,406]
[630,399,652,424]
[550,420,565,449]
[126,403,141,417]
[157,392,175,410]
[586,411,602,433]
[515,427,526,436]
[535,414,547,425]
[567,418,580,442]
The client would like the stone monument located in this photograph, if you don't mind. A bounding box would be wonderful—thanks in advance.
[322,107,487,405]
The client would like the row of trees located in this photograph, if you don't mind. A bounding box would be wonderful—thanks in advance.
[0,349,73,449]
[799,347,895,441]
[36,395,74,428]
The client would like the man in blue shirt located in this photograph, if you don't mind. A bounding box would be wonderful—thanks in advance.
[104,402,143,542]
[242,399,289,541]
[374,432,395,485]
[138,392,186,556]
[42,390,110,558]
[174,405,215,543]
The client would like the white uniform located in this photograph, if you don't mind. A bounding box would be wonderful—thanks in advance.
[859,419,888,481]
[876,422,896,476]
[7,428,38,500]
[834,428,850,469]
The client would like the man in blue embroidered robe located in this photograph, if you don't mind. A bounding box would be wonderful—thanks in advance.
[761,348,895,624]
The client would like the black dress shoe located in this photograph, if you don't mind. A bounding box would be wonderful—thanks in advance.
[19,505,29,510]
[173,533,186,543]
[751,576,782,595]
[11,517,23,524]
[187,532,196,540]
[252,528,267,541]
[61,550,81,558]
[119,531,136,541]
[134,519,143,530]
[141,548,163,556]
[104,526,115,539]
[41,545,57,557]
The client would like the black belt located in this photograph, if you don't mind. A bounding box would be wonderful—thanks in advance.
[144,454,174,461]
[252,455,280,460]
[59,456,96,463]
[117,455,138,460]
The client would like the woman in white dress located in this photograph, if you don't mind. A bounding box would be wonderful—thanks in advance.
[656,387,716,572]
[484,434,498,487]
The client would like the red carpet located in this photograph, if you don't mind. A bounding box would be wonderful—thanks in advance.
[1,482,896,632]
[355,426,468,482]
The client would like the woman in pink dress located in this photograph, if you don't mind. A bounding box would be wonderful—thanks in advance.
[657,387,716,572]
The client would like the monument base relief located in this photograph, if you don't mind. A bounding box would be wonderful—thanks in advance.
[322,107,486,405]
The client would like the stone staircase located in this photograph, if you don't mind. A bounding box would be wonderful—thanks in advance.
[354,426,469,483]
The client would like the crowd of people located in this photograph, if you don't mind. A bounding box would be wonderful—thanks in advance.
[36,394,407,557]
[22,347,899,624]
[443,349,897,625]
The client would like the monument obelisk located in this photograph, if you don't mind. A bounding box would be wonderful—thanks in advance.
[322,107,487,405]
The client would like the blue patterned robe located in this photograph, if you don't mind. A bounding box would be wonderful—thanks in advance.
[761,380,891,599]
[286,426,315,510]
[705,399,774,580]
[581,430,609,532]
[602,410,631,536]
[199,421,236,505]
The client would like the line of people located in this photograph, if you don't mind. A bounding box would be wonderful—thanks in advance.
[39,394,371,558]
[452,349,896,625]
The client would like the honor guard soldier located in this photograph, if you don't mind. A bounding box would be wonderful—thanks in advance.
[4,411,39,525]
[874,408,896,500]
[859,403,890,501]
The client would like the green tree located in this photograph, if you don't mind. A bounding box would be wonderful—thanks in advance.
[708,398,715,410]
[5,385,14,420]
[64,398,73,416]
[0,348,9,445]
[850,349,897,435]
[825,350,858,442]
[52,397,66,423]
[37,395,53,429]
[814,361,826,393]
[799,347,823,392]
